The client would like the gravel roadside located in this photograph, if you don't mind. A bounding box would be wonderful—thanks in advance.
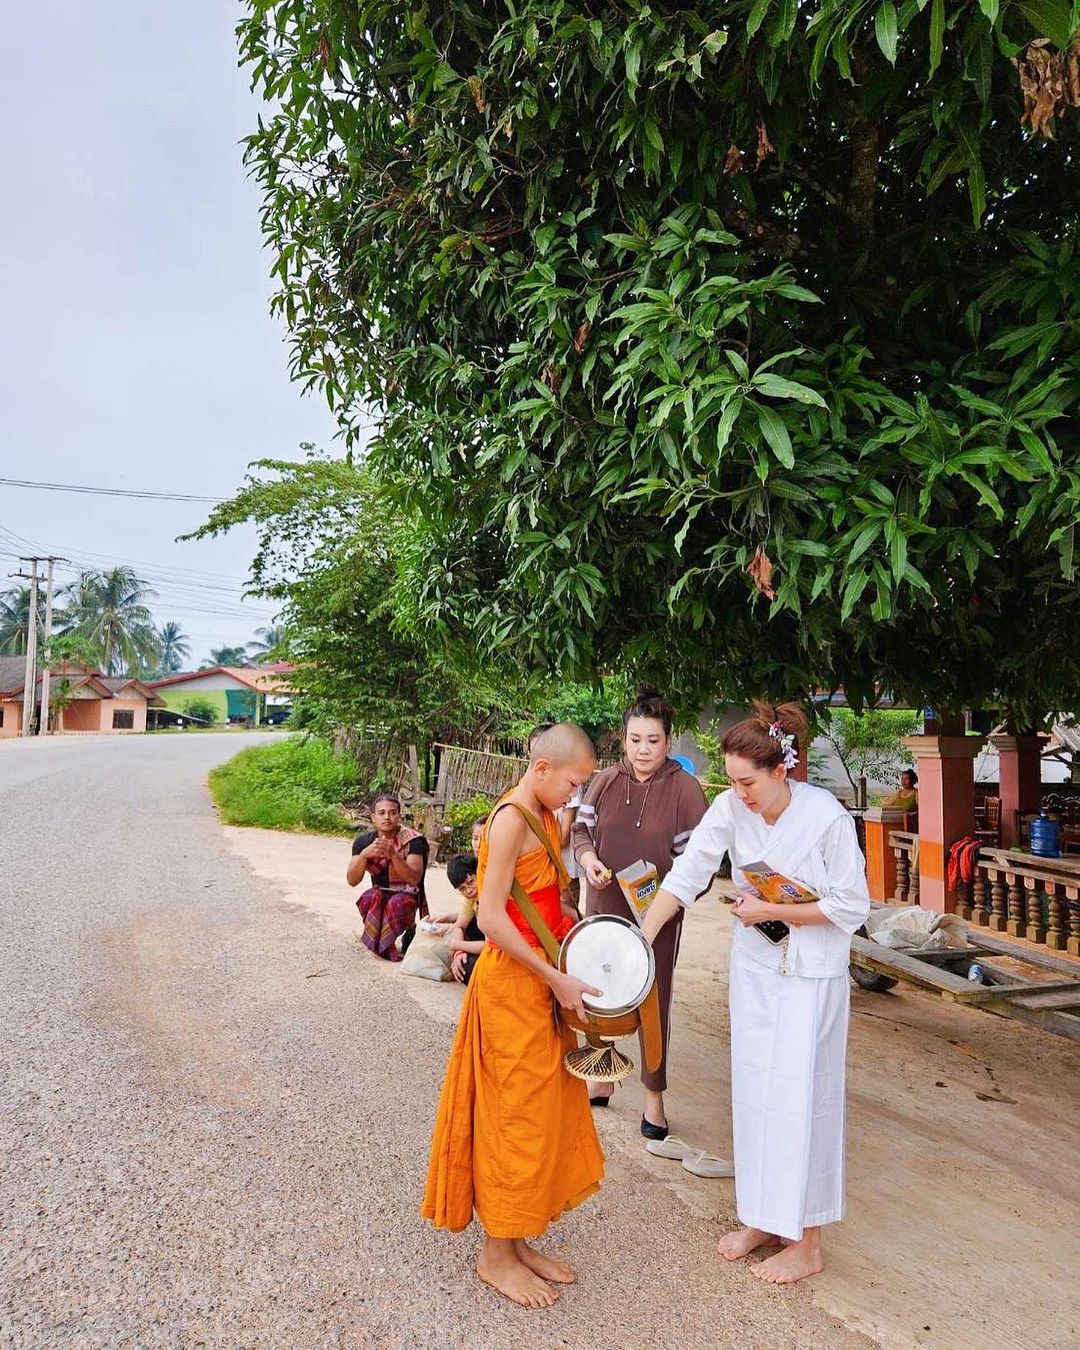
[0,735,872,1348]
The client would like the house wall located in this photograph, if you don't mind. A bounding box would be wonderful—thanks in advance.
[0,688,151,736]
[157,688,228,723]
[99,698,148,733]
[0,699,21,737]
[155,684,266,724]
[62,700,101,732]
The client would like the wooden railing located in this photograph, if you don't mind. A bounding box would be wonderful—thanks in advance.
[888,830,919,906]
[961,849,1080,955]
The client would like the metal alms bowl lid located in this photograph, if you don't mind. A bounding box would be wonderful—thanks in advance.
[558,913,656,1017]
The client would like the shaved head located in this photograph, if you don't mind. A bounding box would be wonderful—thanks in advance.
[530,722,596,766]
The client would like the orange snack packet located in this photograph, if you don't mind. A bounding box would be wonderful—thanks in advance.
[739,861,818,905]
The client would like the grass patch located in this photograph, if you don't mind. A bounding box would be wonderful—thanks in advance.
[208,736,361,834]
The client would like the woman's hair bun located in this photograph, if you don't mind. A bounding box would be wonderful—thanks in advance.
[623,683,674,736]
[750,699,809,741]
[723,699,809,770]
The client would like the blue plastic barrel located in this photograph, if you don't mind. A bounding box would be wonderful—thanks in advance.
[672,753,696,774]
[1029,811,1061,858]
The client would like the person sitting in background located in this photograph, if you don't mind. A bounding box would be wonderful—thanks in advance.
[883,770,918,812]
[347,792,429,961]
[446,853,486,985]
[471,815,489,853]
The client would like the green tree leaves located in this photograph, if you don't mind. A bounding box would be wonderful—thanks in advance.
[875,1,899,64]
[236,0,1080,723]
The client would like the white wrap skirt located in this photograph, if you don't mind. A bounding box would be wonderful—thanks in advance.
[728,944,850,1240]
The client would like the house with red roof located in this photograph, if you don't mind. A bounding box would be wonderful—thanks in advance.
[146,665,294,727]
[0,657,165,736]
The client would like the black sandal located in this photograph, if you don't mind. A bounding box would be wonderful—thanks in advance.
[589,1092,614,1108]
[640,1115,669,1141]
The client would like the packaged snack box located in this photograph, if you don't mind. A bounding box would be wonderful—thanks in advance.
[740,860,818,904]
[616,859,659,926]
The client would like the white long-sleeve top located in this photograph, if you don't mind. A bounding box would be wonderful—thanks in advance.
[663,781,870,978]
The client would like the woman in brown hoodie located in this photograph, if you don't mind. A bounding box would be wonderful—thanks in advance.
[572,686,708,1139]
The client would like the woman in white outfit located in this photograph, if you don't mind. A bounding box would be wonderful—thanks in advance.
[642,703,869,1284]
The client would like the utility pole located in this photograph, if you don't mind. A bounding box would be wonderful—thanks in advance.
[12,559,41,736]
[37,556,65,735]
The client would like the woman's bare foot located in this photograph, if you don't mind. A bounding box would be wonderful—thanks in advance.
[717,1227,780,1262]
[514,1239,576,1284]
[477,1238,559,1308]
[750,1231,824,1284]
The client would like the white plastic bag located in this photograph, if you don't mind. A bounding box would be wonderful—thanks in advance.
[399,924,454,981]
[864,906,968,951]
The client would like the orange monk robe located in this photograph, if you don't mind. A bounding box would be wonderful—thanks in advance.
[422,801,604,1238]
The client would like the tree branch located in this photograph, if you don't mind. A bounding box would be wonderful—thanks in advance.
[845,50,881,237]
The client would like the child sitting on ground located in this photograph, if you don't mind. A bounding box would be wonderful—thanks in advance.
[446,853,486,985]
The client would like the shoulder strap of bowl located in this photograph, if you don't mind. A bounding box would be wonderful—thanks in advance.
[509,878,561,966]
[487,801,568,965]
[504,801,570,889]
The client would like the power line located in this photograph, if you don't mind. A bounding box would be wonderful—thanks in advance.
[0,477,224,503]
[0,549,252,597]
[0,523,264,590]
[0,551,276,615]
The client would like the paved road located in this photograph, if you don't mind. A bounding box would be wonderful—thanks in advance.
[0,735,870,1348]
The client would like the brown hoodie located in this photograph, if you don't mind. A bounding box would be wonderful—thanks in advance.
[571,756,708,909]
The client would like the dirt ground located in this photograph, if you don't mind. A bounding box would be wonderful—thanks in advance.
[225,826,1080,1350]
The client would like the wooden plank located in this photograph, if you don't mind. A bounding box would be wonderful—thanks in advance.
[980,848,1080,881]
[877,945,999,964]
[1006,987,1080,1011]
[965,933,1080,979]
[849,936,990,1002]
[980,978,1080,999]
[982,998,1080,1042]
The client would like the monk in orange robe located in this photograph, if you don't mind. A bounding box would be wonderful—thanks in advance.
[422,723,605,1308]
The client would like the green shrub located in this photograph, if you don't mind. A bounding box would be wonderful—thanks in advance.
[208,736,361,834]
[443,793,494,852]
[182,695,219,726]
[694,721,731,803]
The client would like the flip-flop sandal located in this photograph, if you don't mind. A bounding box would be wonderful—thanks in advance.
[681,1150,735,1178]
[644,1135,693,1160]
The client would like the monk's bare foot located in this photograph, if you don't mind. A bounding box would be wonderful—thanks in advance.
[717,1227,780,1262]
[477,1241,559,1309]
[750,1233,824,1285]
[514,1239,576,1285]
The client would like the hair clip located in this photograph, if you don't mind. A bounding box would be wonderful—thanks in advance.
[767,720,799,771]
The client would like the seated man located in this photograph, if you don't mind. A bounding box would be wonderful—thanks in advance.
[446,853,486,985]
[347,792,429,961]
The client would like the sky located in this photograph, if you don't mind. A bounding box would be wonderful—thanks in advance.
[0,2,342,667]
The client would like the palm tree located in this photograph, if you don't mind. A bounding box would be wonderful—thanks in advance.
[247,623,285,660]
[156,621,190,675]
[59,567,159,675]
[0,585,42,655]
[204,645,250,668]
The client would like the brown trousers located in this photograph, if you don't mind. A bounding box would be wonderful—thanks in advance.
[584,884,682,1093]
